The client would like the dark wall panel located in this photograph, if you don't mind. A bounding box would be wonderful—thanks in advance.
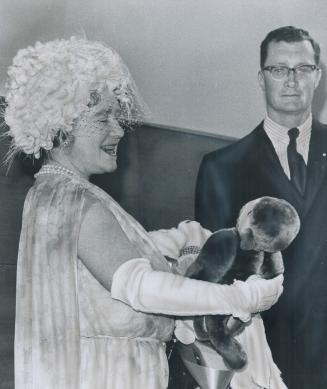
[94,124,233,230]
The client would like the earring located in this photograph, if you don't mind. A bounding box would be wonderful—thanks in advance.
[61,133,74,148]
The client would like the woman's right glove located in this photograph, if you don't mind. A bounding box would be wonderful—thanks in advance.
[111,258,283,319]
[177,220,212,256]
[148,220,212,259]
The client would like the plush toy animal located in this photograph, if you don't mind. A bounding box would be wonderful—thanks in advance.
[185,196,300,370]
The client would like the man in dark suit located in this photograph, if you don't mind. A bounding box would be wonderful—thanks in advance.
[195,26,327,389]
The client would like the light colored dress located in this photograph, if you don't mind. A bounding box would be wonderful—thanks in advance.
[15,172,175,389]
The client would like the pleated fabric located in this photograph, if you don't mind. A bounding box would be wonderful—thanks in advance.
[231,315,287,389]
[15,174,174,389]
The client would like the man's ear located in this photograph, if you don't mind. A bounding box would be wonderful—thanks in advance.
[240,228,255,250]
[258,70,266,92]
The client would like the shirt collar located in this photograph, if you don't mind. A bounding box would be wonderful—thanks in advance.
[264,114,312,144]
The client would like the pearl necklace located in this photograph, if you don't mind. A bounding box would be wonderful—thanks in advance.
[34,164,81,179]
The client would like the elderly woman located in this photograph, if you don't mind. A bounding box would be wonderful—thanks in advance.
[5,38,283,389]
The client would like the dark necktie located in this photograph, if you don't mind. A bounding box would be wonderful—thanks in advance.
[287,127,307,195]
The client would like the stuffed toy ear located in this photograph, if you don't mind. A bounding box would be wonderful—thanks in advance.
[239,228,255,250]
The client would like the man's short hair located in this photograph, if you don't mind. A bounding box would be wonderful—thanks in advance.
[260,26,320,68]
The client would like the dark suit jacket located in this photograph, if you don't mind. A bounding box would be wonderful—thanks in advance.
[195,120,327,389]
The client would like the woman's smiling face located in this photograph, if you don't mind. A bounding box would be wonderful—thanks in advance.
[69,88,125,177]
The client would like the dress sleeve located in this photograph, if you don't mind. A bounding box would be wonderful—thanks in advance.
[231,315,287,389]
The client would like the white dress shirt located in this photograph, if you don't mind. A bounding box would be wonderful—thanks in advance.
[263,114,312,179]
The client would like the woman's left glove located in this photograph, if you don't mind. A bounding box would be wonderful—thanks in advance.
[111,258,283,317]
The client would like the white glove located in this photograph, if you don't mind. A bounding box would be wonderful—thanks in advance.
[234,274,284,322]
[148,221,212,259]
[148,227,186,258]
[111,258,283,317]
[177,221,212,251]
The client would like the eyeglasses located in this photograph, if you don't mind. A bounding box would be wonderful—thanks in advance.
[262,64,319,81]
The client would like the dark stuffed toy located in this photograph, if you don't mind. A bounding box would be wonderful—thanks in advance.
[185,196,300,370]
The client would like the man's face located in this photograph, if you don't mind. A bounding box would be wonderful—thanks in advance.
[258,40,321,124]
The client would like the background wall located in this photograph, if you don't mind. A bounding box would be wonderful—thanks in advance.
[0,0,326,138]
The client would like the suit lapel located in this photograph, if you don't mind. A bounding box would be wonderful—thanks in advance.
[303,120,327,214]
